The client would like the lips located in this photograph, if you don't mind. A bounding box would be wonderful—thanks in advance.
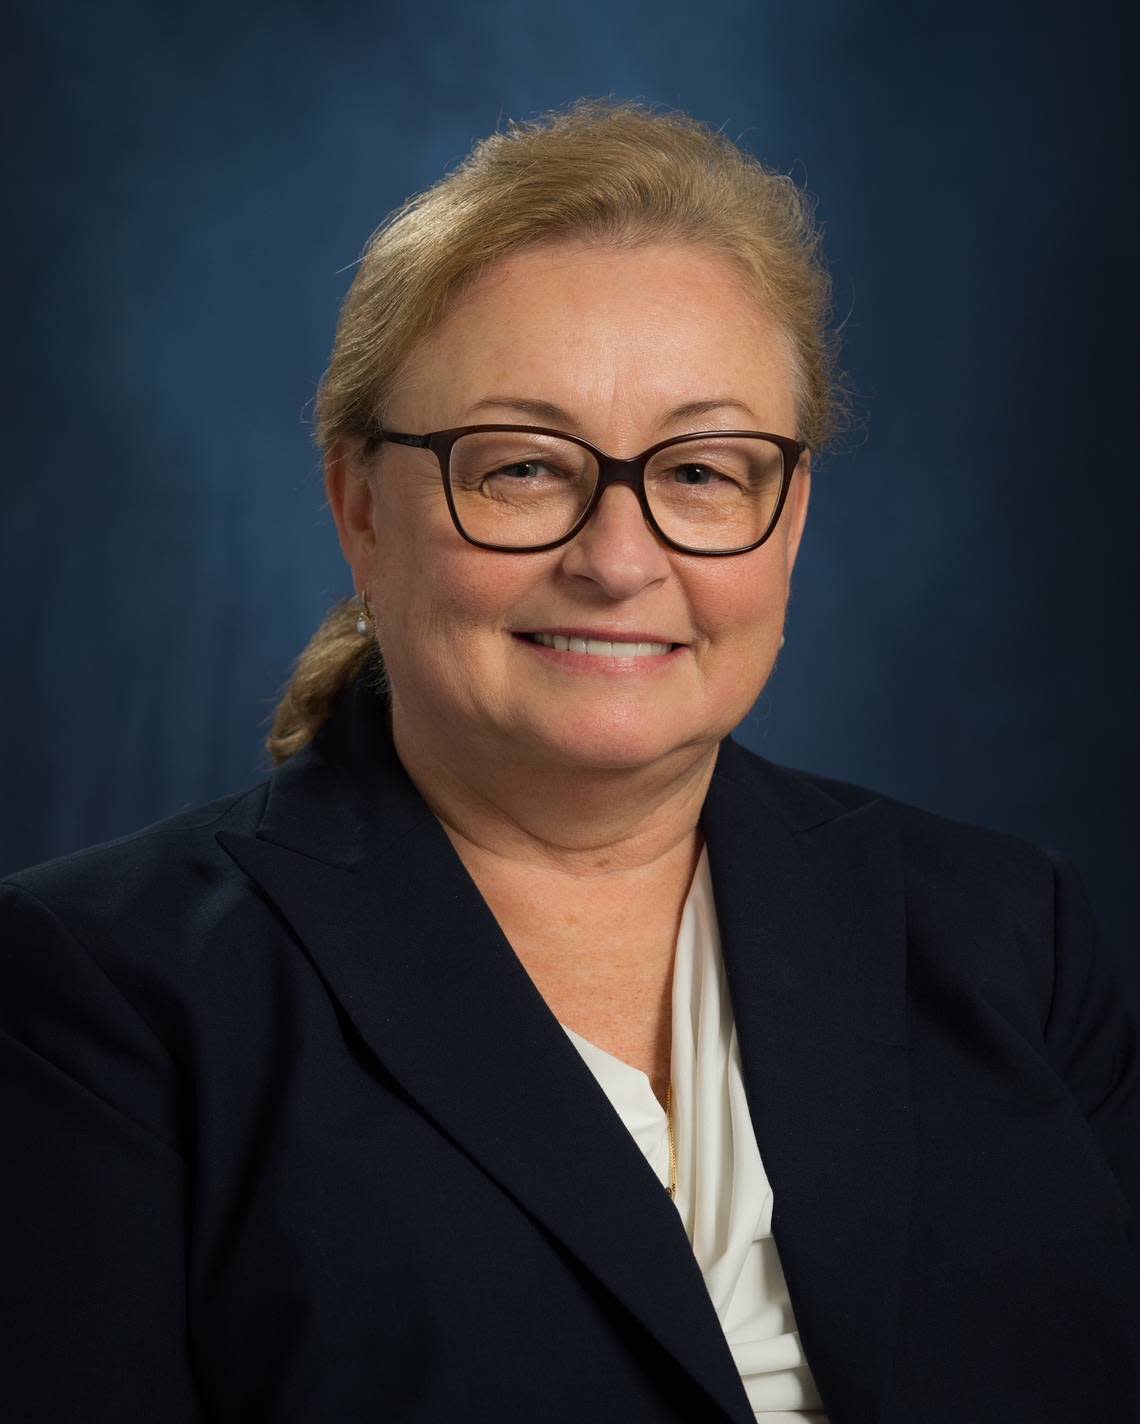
[522,631,674,657]
[514,627,684,647]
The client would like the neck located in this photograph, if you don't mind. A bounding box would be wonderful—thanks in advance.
[388,697,719,881]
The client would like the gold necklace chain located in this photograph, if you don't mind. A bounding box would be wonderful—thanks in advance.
[665,1083,678,1200]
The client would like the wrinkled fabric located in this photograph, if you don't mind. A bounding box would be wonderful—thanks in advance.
[563,844,828,1421]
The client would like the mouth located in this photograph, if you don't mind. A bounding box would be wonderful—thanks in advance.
[512,630,684,659]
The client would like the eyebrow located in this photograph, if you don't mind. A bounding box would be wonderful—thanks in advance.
[460,395,760,432]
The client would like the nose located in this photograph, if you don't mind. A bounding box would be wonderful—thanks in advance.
[557,482,673,598]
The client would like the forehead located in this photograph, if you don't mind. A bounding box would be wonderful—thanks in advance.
[393,241,798,431]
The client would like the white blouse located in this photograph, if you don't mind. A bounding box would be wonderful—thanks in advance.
[561,845,829,1422]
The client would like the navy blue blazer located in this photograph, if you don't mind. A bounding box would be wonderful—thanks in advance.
[2,665,1138,1423]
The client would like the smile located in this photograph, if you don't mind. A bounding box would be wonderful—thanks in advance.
[521,632,675,658]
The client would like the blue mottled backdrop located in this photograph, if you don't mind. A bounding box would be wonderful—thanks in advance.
[4,0,1137,988]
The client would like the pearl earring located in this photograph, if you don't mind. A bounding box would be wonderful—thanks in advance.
[779,634,786,649]
[356,588,373,636]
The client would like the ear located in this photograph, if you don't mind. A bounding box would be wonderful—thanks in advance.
[783,452,811,585]
[324,439,378,581]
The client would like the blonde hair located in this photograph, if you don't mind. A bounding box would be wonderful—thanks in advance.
[267,96,848,764]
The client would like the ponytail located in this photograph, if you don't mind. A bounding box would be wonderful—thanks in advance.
[265,599,386,765]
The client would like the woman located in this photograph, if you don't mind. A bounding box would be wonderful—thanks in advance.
[2,98,1137,1424]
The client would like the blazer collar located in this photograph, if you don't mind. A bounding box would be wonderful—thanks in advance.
[218,663,912,1424]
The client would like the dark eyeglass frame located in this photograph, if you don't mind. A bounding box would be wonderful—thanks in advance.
[362,423,807,556]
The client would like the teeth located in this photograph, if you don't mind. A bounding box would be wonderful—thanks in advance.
[529,632,672,657]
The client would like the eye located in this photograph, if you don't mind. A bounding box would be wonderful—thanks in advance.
[671,464,730,487]
[493,461,551,481]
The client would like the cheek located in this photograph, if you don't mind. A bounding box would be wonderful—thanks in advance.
[694,547,790,643]
[432,548,548,631]
[372,515,544,652]
[696,555,790,723]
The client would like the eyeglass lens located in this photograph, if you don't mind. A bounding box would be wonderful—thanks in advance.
[447,432,786,551]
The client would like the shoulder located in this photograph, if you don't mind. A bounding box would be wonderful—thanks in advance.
[719,733,1067,916]
[1,781,271,987]
[719,737,1122,1041]
[5,780,268,905]
[0,784,275,1155]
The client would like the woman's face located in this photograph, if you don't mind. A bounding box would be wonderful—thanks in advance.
[327,240,811,774]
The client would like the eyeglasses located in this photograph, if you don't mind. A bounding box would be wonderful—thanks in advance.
[362,423,806,556]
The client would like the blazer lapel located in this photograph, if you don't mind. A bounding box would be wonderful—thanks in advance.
[703,737,913,1424]
[217,668,755,1424]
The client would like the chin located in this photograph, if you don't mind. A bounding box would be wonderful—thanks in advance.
[518,713,709,775]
